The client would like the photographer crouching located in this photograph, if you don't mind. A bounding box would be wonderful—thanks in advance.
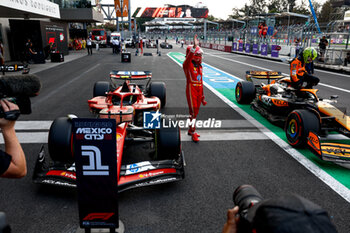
[223,185,338,233]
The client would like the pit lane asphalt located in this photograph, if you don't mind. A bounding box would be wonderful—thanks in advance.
[0,44,349,233]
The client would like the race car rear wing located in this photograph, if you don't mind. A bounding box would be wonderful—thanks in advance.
[307,131,350,163]
[110,71,152,80]
[246,71,285,84]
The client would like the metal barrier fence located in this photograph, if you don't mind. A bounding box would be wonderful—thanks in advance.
[142,22,350,65]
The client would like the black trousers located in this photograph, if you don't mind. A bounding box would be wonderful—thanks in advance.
[87,45,92,55]
[293,73,320,89]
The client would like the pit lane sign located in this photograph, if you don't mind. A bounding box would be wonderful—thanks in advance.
[73,118,118,230]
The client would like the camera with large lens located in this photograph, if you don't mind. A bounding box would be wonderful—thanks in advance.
[232,184,338,233]
[233,184,263,233]
[0,75,41,119]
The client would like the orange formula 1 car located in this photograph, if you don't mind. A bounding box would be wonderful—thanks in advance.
[236,71,350,164]
[33,71,185,191]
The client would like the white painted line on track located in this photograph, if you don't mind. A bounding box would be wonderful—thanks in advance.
[168,52,350,203]
[162,78,186,80]
[0,130,267,144]
[33,63,101,106]
[181,131,268,141]
[205,53,350,94]
[0,132,48,144]
[15,121,52,130]
[5,120,347,143]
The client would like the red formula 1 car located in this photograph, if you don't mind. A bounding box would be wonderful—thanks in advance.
[88,71,166,126]
[33,71,185,192]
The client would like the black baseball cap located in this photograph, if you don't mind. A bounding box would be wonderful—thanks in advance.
[250,194,338,233]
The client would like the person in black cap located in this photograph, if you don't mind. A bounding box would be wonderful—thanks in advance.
[223,194,338,233]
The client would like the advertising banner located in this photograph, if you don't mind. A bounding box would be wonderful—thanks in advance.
[245,43,250,53]
[73,118,118,230]
[238,43,243,52]
[252,44,259,54]
[261,44,268,56]
[250,27,258,35]
[115,0,128,17]
[267,26,274,36]
[0,0,60,18]
[271,45,279,57]
[200,43,211,49]
[217,44,225,51]
[40,21,68,55]
[232,42,237,51]
[137,7,208,18]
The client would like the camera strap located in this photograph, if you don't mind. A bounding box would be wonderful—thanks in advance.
[4,110,20,121]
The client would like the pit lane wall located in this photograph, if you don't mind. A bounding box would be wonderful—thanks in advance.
[192,41,281,58]
[194,40,349,71]
[191,42,232,53]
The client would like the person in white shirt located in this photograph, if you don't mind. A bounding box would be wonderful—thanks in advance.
[86,37,93,55]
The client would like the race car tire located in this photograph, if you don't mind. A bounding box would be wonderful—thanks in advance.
[150,82,166,108]
[157,125,181,160]
[93,81,110,97]
[285,109,320,147]
[48,117,73,162]
[235,81,255,104]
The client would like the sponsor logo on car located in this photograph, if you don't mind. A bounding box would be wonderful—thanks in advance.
[60,172,76,179]
[135,177,177,187]
[42,179,76,187]
[126,162,156,175]
[323,146,350,156]
[272,99,288,107]
[139,171,164,178]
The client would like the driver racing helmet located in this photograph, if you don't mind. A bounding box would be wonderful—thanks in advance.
[193,46,203,64]
[303,47,317,64]
[186,46,203,64]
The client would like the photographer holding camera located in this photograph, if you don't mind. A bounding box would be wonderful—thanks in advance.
[223,185,338,233]
[0,74,41,178]
[0,99,26,178]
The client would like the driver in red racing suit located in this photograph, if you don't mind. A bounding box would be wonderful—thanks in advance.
[183,35,207,142]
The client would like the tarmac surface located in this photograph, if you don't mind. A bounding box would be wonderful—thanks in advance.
[0,43,350,233]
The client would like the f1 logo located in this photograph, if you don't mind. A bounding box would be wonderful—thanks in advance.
[81,146,109,176]
[83,213,114,221]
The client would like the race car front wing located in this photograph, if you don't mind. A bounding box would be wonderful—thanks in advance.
[307,131,350,163]
[33,146,185,192]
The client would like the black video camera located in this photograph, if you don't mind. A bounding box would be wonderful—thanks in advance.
[0,75,41,119]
